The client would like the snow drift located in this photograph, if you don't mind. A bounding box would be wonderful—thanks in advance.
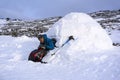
[0,35,120,80]
[0,11,120,80]
[47,12,113,52]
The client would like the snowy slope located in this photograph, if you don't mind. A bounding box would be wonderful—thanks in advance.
[0,12,120,80]
[0,36,120,80]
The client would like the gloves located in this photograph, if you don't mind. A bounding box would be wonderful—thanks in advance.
[41,46,45,49]
[38,44,46,50]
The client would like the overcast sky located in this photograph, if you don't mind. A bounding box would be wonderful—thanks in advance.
[0,0,119,20]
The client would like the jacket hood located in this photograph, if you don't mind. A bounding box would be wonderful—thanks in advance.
[42,34,47,41]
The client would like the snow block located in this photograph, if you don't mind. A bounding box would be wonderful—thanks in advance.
[47,12,113,52]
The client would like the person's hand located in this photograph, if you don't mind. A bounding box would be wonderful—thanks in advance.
[41,47,45,49]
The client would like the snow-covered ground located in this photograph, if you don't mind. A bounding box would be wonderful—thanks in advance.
[110,30,120,43]
[0,13,120,80]
[0,36,120,80]
[0,19,7,28]
[0,19,7,24]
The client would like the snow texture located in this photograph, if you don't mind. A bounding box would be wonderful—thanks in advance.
[0,13,120,80]
[0,19,7,28]
[0,36,120,80]
[0,19,6,24]
[47,13,113,52]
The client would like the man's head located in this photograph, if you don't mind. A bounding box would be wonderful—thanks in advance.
[38,35,44,43]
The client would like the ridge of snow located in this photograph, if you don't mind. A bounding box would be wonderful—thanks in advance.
[47,12,113,52]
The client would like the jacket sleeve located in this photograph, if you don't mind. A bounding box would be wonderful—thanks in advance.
[45,39,54,50]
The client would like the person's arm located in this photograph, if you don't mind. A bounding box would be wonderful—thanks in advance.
[45,40,54,50]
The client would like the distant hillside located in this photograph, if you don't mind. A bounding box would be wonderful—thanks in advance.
[0,17,62,37]
[89,10,120,34]
[0,9,120,37]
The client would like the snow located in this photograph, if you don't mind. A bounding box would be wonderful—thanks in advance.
[95,18,105,21]
[0,19,6,24]
[0,12,120,80]
[110,30,120,43]
[0,36,38,61]
[0,36,120,80]
[0,19,7,27]
[47,12,113,52]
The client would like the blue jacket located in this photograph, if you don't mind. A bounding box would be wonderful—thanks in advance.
[39,34,54,50]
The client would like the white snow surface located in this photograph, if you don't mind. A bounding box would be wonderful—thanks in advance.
[0,19,7,27]
[0,13,120,80]
[0,19,6,24]
[47,13,113,52]
[0,36,120,80]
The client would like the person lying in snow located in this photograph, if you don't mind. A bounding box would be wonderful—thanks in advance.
[38,34,55,51]
[28,34,55,63]
[36,34,55,62]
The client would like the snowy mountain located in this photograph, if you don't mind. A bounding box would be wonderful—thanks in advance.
[89,10,120,33]
[0,10,120,80]
[0,10,120,37]
[0,17,62,37]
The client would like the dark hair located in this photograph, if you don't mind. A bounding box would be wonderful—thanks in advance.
[38,35,43,39]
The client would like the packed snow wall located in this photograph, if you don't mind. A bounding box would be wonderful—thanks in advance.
[47,12,113,52]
